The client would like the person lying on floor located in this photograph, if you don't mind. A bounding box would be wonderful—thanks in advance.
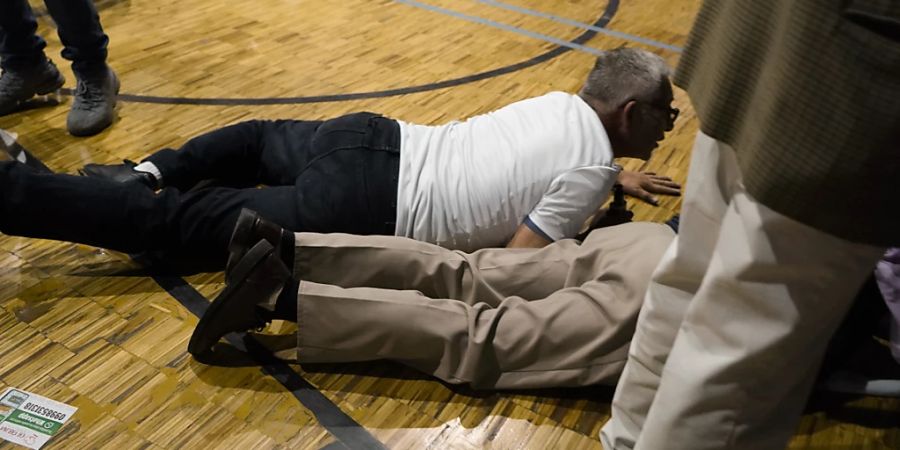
[0,47,679,270]
[188,209,676,389]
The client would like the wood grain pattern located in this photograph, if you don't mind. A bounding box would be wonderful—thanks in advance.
[1,0,897,448]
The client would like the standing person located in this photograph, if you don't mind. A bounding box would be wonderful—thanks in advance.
[601,1,899,449]
[0,0,119,136]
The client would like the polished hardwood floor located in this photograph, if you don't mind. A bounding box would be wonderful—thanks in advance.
[0,0,897,448]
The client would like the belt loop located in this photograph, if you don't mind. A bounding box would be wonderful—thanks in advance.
[363,114,376,144]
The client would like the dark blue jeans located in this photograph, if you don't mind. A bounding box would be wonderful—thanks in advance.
[0,0,109,74]
[0,113,401,270]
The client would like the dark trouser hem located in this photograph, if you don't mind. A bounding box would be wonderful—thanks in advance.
[71,60,110,79]
[0,0,108,72]
[0,0,47,70]
[45,0,109,69]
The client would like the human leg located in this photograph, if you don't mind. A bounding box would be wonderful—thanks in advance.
[0,160,302,268]
[0,0,47,69]
[292,232,576,303]
[181,116,403,269]
[289,222,673,304]
[193,221,672,388]
[289,223,674,388]
[601,135,887,449]
[42,0,108,73]
[180,115,401,254]
[0,0,63,116]
[289,257,663,391]
[0,160,175,253]
[191,218,673,382]
[86,112,399,192]
[141,119,324,190]
[43,0,115,136]
[311,225,671,382]
[601,132,740,449]
[631,190,884,450]
[39,0,116,136]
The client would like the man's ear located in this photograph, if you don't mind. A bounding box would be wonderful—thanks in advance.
[619,100,638,135]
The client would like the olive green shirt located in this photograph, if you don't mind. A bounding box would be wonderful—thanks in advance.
[675,0,900,246]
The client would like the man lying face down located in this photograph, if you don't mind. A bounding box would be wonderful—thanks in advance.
[189,209,676,389]
[0,47,678,270]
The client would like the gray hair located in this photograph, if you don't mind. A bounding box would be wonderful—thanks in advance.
[579,48,672,109]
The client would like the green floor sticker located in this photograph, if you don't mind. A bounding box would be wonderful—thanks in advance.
[0,388,77,449]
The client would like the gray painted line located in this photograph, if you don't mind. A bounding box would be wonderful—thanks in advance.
[43,1,618,105]
[473,0,683,53]
[394,0,607,56]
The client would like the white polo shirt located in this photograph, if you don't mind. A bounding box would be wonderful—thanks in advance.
[395,92,620,251]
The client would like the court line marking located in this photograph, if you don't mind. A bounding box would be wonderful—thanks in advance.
[153,275,388,450]
[0,143,387,450]
[394,0,608,56]
[47,1,620,105]
[471,0,683,53]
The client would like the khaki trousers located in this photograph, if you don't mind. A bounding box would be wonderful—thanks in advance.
[277,222,673,390]
[600,132,886,450]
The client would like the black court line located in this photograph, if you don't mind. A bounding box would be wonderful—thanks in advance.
[15,2,625,445]
[153,276,387,450]
[4,144,385,449]
[48,1,620,106]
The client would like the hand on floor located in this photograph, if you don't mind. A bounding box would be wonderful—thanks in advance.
[617,170,681,206]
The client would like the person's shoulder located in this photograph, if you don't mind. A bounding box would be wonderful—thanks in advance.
[532,91,577,102]
[503,91,581,114]
[512,91,575,104]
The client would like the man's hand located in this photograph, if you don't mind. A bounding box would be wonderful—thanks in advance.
[617,170,681,206]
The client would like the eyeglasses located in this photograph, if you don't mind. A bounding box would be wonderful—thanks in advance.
[646,103,679,131]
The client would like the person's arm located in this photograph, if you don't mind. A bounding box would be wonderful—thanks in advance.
[510,166,619,247]
[506,222,552,248]
[617,170,681,206]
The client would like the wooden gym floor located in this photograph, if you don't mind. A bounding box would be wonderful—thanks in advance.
[1,0,898,448]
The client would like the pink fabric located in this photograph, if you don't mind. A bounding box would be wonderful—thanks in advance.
[874,248,900,364]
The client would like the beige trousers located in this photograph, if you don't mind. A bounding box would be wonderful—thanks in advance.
[600,132,886,450]
[275,222,673,390]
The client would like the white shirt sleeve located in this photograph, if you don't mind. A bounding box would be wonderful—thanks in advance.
[525,165,621,241]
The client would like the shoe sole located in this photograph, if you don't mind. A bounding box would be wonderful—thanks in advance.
[188,240,275,356]
[0,72,65,116]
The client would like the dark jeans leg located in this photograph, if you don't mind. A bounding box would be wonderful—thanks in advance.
[43,0,109,75]
[0,161,301,269]
[147,184,305,268]
[161,109,403,262]
[0,113,400,270]
[0,0,47,70]
[0,161,171,253]
[146,119,323,191]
